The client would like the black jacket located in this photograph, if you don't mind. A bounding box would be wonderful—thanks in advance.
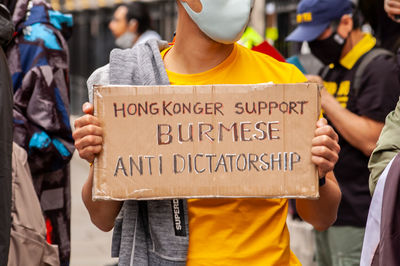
[0,4,14,265]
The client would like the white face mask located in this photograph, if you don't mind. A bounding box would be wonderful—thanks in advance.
[181,0,255,44]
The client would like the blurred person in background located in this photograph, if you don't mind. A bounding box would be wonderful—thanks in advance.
[287,0,400,265]
[5,0,74,264]
[109,2,161,49]
[361,2,400,263]
[369,0,400,195]
[0,3,14,266]
[359,0,400,52]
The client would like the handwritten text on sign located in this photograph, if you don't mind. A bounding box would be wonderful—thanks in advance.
[93,84,320,200]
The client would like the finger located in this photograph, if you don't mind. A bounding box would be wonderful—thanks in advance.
[74,114,101,129]
[387,0,400,8]
[316,117,327,128]
[78,153,95,164]
[78,145,103,163]
[306,74,324,84]
[388,7,400,16]
[312,157,337,174]
[386,4,400,15]
[312,135,341,154]
[311,146,339,165]
[311,155,335,169]
[384,1,400,21]
[73,124,103,141]
[311,155,336,176]
[82,102,94,115]
[74,135,103,151]
[315,124,339,143]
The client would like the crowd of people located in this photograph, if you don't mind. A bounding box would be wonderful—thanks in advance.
[1,0,400,265]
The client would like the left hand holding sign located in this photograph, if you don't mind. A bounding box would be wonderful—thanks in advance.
[311,118,340,178]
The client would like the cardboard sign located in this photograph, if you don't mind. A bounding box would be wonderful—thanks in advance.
[93,83,321,200]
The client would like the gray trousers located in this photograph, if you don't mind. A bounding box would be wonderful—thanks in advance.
[315,226,365,266]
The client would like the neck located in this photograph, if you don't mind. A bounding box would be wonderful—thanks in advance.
[340,29,364,58]
[163,3,234,74]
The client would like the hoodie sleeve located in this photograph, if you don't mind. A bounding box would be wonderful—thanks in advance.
[368,98,400,195]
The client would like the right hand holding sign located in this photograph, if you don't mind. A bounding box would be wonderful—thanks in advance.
[73,103,103,164]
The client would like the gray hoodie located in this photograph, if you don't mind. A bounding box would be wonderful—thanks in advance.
[0,4,14,265]
[87,39,189,266]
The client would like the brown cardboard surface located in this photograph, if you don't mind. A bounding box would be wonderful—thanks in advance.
[93,83,321,200]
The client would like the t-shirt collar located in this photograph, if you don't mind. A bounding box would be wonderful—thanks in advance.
[339,33,376,70]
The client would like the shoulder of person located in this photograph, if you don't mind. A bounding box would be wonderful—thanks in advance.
[141,30,161,40]
[243,47,296,69]
[363,49,398,71]
[353,49,398,89]
[244,47,307,82]
[111,39,168,62]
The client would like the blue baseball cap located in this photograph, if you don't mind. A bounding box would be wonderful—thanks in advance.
[286,0,353,42]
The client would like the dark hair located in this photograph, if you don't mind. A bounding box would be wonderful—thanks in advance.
[351,4,364,29]
[119,2,152,35]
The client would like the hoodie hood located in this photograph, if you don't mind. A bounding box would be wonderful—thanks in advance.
[0,4,14,46]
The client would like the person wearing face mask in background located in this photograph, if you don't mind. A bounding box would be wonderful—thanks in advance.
[359,1,400,264]
[286,0,400,265]
[109,2,161,49]
[72,0,342,265]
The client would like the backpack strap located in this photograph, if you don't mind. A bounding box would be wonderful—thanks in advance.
[353,48,394,97]
[319,64,331,80]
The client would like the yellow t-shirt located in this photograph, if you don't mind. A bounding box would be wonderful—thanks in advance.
[161,44,306,266]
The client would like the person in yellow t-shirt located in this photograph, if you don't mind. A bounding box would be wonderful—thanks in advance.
[73,0,342,265]
[161,42,310,265]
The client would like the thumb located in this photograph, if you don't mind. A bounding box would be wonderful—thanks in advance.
[316,117,327,128]
[82,102,94,115]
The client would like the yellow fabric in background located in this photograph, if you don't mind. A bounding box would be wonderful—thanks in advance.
[266,27,279,42]
[161,44,306,266]
[238,27,264,49]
